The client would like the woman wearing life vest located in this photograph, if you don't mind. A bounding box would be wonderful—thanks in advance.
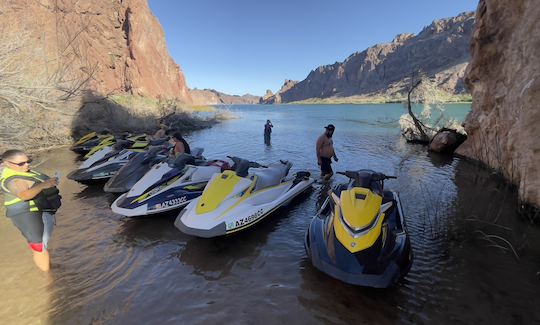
[0,150,61,271]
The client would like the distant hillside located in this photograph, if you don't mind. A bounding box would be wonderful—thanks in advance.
[190,89,259,105]
[262,12,474,104]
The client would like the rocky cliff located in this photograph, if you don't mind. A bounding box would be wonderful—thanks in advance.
[190,89,259,105]
[457,0,540,208]
[260,80,298,104]
[0,0,191,102]
[262,12,474,103]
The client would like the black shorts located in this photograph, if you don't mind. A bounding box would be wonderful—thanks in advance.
[8,212,44,244]
[320,157,333,174]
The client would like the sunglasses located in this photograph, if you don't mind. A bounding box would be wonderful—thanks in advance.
[8,159,32,166]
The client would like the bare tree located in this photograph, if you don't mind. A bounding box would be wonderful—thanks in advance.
[399,70,465,143]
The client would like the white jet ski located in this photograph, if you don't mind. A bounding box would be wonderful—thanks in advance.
[111,150,232,217]
[174,157,315,238]
[67,140,139,183]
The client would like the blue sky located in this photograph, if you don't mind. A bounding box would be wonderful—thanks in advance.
[148,0,478,96]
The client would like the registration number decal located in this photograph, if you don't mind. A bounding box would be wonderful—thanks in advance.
[227,209,265,230]
[155,196,187,209]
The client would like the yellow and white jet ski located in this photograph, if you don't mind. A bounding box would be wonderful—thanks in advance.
[174,157,314,238]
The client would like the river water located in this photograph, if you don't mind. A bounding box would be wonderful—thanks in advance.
[1,104,539,324]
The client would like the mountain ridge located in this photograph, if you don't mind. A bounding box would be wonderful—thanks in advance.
[262,12,474,104]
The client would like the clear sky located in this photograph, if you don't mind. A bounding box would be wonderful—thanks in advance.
[148,0,478,96]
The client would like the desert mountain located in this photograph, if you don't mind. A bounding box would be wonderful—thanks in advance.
[190,89,259,105]
[262,12,474,103]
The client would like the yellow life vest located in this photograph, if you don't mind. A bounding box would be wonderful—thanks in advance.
[0,167,47,217]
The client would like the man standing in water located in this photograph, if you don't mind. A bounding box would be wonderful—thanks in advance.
[316,124,338,180]
[264,120,273,145]
[0,150,61,271]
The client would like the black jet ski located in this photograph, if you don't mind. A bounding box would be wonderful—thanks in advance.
[70,132,112,155]
[103,145,169,193]
[305,170,413,288]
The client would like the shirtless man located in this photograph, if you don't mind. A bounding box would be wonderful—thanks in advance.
[316,124,338,180]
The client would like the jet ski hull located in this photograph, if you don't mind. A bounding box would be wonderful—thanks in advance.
[67,150,137,183]
[304,190,413,288]
[175,174,315,238]
[111,186,204,217]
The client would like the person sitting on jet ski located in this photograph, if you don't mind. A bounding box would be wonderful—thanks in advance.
[169,132,191,158]
[149,123,169,141]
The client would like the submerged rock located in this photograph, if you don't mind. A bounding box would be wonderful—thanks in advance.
[429,129,467,153]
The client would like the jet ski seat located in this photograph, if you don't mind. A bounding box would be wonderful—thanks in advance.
[191,165,221,182]
[252,161,291,191]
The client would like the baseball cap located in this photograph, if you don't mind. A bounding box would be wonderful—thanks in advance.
[324,124,335,131]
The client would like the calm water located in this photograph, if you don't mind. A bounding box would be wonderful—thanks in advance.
[1,104,539,324]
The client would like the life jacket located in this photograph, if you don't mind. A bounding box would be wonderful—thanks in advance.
[0,167,61,217]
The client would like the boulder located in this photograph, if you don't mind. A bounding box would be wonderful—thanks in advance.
[429,129,467,153]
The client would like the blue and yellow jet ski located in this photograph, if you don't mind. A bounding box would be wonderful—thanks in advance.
[304,170,412,288]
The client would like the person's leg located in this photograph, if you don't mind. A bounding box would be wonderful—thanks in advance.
[32,248,50,272]
[42,212,55,250]
[321,157,333,180]
[9,213,49,271]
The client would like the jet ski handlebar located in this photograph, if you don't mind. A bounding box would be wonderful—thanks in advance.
[226,156,267,177]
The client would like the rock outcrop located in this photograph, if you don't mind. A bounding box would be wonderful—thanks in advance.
[0,0,192,102]
[429,129,467,154]
[457,0,540,208]
[190,89,259,105]
[262,12,474,103]
[260,80,299,104]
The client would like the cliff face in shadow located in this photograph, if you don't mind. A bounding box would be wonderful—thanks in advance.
[457,0,540,208]
[262,12,474,103]
[0,0,191,102]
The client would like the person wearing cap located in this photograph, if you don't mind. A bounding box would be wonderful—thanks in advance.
[316,124,338,180]
[149,123,169,141]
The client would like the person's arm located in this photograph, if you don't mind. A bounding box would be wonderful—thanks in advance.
[332,142,339,162]
[7,179,57,201]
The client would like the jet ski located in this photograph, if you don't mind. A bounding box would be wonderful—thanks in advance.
[304,170,413,288]
[111,150,229,217]
[83,133,147,160]
[175,157,315,238]
[71,132,107,154]
[103,145,169,193]
[67,140,143,183]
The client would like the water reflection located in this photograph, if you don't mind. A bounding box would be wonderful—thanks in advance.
[298,259,403,324]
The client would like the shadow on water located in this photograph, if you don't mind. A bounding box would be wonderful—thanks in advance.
[298,259,404,325]
[174,190,315,281]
